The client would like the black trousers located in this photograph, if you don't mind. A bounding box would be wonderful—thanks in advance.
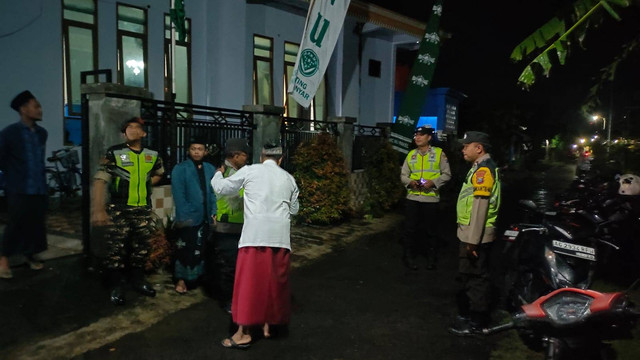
[212,232,240,301]
[1,194,48,257]
[456,241,493,314]
[402,199,440,262]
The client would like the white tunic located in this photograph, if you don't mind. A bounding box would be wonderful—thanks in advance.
[211,159,299,250]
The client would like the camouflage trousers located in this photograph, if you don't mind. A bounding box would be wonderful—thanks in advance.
[104,204,155,270]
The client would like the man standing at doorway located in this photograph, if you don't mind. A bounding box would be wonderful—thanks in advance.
[0,91,48,279]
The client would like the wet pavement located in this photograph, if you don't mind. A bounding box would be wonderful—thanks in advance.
[0,161,593,359]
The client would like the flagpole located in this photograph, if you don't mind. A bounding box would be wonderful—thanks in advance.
[170,0,176,97]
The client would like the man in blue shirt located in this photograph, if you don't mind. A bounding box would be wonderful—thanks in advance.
[0,90,48,279]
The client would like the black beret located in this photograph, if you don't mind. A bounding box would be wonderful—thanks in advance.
[10,90,35,112]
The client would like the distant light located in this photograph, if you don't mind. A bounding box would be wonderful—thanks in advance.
[579,138,586,144]
[572,144,577,149]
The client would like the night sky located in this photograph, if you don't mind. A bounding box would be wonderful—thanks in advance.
[366,0,640,141]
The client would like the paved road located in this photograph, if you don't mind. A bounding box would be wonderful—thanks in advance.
[76,231,501,360]
[1,162,580,359]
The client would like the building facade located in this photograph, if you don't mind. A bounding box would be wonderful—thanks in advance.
[0,0,425,156]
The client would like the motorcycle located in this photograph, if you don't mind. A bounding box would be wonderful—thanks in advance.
[483,285,640,360]
[503,200,629,310]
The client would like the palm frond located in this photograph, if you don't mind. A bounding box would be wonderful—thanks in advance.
[512,0,629,88]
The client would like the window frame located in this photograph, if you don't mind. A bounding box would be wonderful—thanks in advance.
[163,14,192,103]
[252,34,274,106]
[61,0,98,117]
[283,41,308,118]
[116,2,149,88]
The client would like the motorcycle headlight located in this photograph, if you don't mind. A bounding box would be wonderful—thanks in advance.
[542,292,593,325]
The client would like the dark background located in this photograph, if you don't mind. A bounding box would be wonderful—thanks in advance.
[366,0,640,145]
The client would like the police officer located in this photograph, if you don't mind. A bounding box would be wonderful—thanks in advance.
[212,138,250,313]
[91,117,164,305]
[400,126,451,270]
[449,131,501,335]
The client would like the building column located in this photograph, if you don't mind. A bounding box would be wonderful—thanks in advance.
[242,104,285,164]
[330,116,356,171]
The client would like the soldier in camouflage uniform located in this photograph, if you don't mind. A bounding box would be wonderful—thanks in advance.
[91,117,164,305]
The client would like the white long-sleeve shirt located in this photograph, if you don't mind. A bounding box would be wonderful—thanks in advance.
[211,159,299,250]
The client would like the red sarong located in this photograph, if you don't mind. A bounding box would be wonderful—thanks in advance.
[231,247,291,326]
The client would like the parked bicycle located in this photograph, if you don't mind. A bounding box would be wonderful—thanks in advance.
[46,147,82,197]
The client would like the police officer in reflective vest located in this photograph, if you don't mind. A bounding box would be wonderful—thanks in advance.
[449,131,501,336]
[400,126,451,270]
[91,117,164,305]
[212,138,250,313]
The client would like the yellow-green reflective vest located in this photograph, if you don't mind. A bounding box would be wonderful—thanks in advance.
[215,167,244,224]
[406,146,443,197]
[456,158,501,227]
[111,147,159,207]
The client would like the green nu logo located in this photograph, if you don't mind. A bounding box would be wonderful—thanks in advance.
[299,49,319,77]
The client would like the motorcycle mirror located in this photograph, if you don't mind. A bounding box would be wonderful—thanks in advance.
[519,199,537,210]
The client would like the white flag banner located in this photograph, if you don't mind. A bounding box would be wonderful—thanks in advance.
[287,0,351,108]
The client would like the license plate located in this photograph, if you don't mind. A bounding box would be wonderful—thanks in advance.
[552,240,596,261]
[503,230,519,241]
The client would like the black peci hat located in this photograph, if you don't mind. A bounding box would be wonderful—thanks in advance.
[10,90,35,112]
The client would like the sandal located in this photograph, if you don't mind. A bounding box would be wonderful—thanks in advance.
[174,280,187,294]
[26,259,44,271]
[221,338,250,349]
[0,267,13,279]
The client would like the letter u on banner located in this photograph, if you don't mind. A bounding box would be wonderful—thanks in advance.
[288,0,351,108]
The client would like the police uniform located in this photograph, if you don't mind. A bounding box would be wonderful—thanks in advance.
[213,161,244,302]
[454,146,501,331]
[211,138,250,309]
[400,127,451,270]
[94,143,164,272]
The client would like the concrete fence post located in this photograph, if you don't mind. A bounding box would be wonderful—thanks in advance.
[242,105,284,164]
[330,116,356,171]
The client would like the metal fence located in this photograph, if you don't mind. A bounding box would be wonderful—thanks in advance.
[96,93,254,183]
[280,116,339,173]
[352,124,387,171]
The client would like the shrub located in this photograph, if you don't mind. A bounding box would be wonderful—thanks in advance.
[293,133,351,225]
[145,214,174,272]
[362,140,405,217]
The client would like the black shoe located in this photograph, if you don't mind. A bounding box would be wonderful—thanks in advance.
[110,286,126,306]
[402,256,419,271]
[134,282,156,297]
[448,315,482,336]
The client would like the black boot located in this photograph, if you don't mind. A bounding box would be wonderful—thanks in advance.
[109,270,126,305]
[110,285,126,306]
[131,268,156,297]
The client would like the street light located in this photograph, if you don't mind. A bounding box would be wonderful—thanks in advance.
[591,115,605,130]
[592,114,611,153]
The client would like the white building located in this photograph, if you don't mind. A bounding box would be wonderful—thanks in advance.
[0,0,425,155]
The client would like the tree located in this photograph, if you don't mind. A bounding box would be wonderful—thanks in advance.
[511,0,632,89]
